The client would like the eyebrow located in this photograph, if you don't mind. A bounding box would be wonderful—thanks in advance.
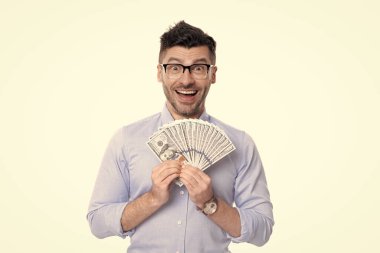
[166,57,209,64]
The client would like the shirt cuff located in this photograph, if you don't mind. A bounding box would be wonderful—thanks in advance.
[117,202,135,238]
[226,207,249,243]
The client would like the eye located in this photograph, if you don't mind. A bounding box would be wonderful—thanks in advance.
[167,64,181,72]
[192,65,206,73]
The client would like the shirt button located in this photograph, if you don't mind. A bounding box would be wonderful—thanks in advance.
[177,220,182,225]
[180,190,184,196]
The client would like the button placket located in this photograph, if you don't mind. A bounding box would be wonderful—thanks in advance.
[174,187,188,253]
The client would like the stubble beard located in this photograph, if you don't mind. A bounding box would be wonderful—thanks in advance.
[163,84,209,119]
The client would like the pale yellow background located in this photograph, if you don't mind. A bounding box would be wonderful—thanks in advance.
[1,0,379,252]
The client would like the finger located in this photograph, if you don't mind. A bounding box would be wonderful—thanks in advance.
[181,164,202,175]
[155,167,180,181]
[153,161,181,175]
[162,160,182,167]
[179,171,198,189]
[181,166,212,196]
[153,160,180,169]
[181,165,208,184]
[180,174,213,207]
[162,173,180,185]
[179,175,195,190]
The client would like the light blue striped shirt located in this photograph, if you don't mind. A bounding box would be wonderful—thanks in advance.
[87,105,274,253]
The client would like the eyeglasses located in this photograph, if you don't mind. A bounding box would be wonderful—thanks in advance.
[160,64,214,80]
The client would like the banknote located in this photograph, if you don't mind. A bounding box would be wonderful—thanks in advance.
[147,119,236,186]
[147,130,181,161]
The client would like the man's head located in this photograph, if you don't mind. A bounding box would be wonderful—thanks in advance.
[157,21,217,120]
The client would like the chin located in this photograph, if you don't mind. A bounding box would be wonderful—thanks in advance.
[169,100,204,119]
[178,109,201,118]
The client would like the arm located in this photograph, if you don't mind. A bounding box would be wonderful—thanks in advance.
[86,128,131,239]
[87,129,181,238]
[180,133,274,246]
[230,133,274,246]
[207,197,242,237]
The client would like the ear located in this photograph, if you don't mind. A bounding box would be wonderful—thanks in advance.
[210,66,217,84]
[157,64,163,82]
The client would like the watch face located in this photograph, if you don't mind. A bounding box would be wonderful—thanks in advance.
[204,200,217,215]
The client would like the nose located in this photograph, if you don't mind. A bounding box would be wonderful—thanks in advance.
[179,68,195,84]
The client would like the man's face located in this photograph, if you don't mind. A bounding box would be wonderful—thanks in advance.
[157,46,217,119]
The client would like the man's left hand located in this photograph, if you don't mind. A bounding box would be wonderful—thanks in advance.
[179,164,213,209]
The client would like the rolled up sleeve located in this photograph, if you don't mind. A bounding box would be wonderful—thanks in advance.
[228,133,274,246]
[86,128,133,239]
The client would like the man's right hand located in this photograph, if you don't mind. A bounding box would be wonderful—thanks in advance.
[150,160,181,206]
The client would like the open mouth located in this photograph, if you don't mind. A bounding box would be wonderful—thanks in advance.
[175,90,198,96]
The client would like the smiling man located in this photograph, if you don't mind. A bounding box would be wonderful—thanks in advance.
[158,45,215,119]
[87,21,274,253]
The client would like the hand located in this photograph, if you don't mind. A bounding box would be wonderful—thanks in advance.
[180,164,213,209]
[150,160,181,206]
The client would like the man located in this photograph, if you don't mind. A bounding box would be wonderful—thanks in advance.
[87,21,274,253]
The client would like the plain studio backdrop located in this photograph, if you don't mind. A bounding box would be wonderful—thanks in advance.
[1,1,379,252]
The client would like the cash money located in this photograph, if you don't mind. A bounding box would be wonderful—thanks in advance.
[147,119,236,186]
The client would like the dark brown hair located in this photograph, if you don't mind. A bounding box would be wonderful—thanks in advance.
[159,21,216,64]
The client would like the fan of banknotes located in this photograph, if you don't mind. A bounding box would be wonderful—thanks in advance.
[147,119,235,186]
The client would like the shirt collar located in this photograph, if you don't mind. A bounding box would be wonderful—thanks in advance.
[161,104,210,126]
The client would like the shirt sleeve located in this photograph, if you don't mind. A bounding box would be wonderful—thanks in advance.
[227,132,274,246]
[86,128,133,239]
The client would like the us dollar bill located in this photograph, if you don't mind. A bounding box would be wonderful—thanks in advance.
[147,119,236,187]
[147,130,181,161]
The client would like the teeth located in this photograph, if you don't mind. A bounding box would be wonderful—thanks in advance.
[177,90,197,95]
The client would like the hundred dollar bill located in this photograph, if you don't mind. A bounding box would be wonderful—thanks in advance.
[147,119,236,187]
[147,130,186,186]
[147,130,181,161]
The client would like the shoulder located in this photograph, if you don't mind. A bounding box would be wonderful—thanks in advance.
[123,112,161,133]
[208,116,262,174]
[110,112,161,146]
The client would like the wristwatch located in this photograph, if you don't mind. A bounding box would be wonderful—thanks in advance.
[202,196,218,215]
